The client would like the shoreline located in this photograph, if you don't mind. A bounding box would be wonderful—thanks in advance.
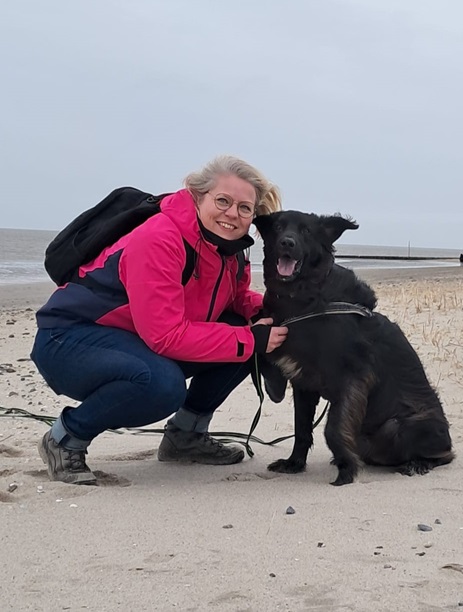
[0,281,55,310]
[0,266,463,311]
[343,264,463,285]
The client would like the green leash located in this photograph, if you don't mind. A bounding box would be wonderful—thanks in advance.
[0,336,332,459]
[0,403,329,459]
[1,304,374,456]
[0,361,329,460]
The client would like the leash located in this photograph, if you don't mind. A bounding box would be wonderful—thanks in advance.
[0,304,373,458]
[237,354,329,457]
[240,301,374,455]
[0,402,301,458]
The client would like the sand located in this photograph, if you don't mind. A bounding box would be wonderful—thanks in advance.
[0,267,462,611]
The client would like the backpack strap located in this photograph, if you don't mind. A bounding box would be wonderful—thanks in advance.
[181,240,197,286]
[235,249,248,282]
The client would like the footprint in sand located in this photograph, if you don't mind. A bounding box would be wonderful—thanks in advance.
[93,470,131,487]
[104,449,156,462]
[23,468,49,479]
[224,471,281,482]
[24,468,131,488]
[0,444,24,457]
[0,468,18,477]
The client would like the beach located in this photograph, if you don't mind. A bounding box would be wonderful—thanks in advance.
[1,267,462,611]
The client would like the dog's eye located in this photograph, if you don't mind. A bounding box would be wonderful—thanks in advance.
[302,226,311,235]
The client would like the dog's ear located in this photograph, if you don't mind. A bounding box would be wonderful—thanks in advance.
[321,215,358,244]
[253,213,275,237]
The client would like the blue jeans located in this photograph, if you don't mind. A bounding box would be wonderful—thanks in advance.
[31,315,252,442]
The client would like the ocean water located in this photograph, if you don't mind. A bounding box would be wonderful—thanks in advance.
[0,228,58,285]
[250,241,461,273]
[0,227,460,285]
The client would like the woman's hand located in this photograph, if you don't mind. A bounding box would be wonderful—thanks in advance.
[251,318,288,354]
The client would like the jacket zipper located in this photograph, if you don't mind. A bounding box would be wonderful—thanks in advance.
[206,256,225,321]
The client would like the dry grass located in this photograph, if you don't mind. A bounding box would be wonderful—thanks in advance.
[374,278,463,405]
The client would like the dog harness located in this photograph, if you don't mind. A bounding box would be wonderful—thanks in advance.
[281,301,373,327]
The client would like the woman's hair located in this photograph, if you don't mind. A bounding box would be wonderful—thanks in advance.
[184,155,281,215]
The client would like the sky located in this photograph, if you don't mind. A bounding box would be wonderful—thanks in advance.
[1,0,462,249]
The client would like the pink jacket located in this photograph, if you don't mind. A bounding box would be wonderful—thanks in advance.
[37,190,263,362]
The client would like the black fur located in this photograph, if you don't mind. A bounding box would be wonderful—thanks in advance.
[254,211,454,486]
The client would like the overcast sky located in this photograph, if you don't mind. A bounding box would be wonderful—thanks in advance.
[1,0,462,249]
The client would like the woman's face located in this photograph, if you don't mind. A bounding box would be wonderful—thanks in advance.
[196,174,256,240]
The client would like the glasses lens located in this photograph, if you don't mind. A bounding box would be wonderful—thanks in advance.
[214,194,232,211]
[213,194,255,218]
[238,203,255,218]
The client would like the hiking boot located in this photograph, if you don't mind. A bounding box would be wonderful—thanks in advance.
[38,430,97,485]
[157,423,244,465]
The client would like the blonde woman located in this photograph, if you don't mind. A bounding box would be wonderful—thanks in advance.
[31,156,287,484]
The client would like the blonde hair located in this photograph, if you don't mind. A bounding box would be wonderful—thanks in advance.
[184,155,281,215]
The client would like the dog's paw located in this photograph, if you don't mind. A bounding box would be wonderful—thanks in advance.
[267,458,306,474]
[397,459,431,476]
[330,475,354,486]
[396,464,414,477]
[330,466,356,486]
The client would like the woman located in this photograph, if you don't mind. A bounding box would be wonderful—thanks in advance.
[31,155,287,485]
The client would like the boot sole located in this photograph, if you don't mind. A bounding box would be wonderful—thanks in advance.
[158,449,245,465]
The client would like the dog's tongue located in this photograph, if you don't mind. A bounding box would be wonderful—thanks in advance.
[277,257,297,277]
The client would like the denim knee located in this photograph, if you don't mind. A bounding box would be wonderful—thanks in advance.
[30,330,59,393]
[134,362,187,422]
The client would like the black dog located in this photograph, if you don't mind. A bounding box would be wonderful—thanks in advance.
[254,211,454,486]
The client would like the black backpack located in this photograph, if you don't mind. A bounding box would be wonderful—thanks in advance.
[45,186,246,286]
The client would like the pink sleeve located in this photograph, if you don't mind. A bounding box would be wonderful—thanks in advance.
[119,221,255,362]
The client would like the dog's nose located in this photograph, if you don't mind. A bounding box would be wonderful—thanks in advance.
[279,235,296,249]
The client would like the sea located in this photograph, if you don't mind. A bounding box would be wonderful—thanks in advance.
[0,227,461,286]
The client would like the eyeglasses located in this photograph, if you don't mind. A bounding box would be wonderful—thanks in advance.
[209,192,256,219]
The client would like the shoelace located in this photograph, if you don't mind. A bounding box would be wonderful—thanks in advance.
[202,433,224,449]
[63,449,87,471]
